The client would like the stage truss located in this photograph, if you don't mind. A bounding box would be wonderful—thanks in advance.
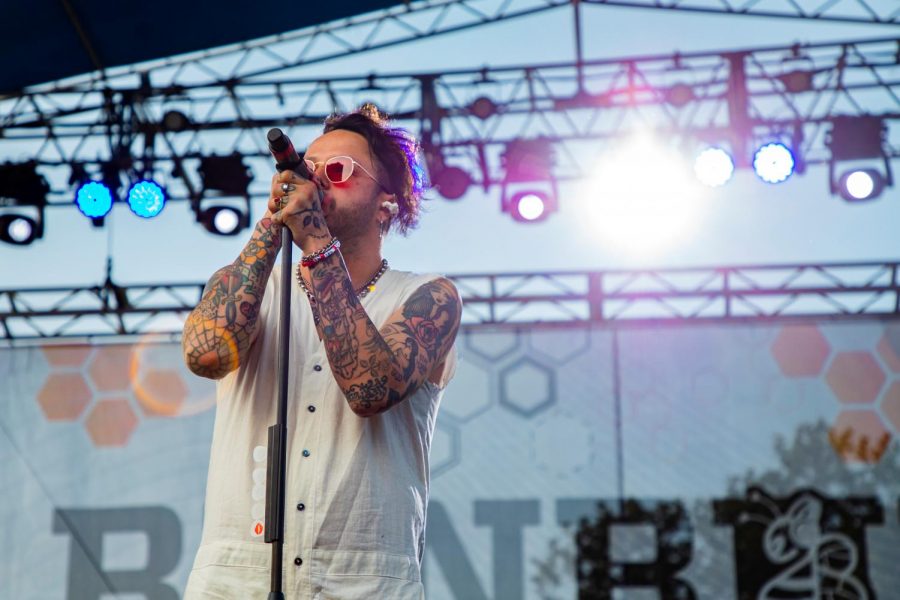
[0,9,897,213]
[1,261,898,340]
[12,0,900,97]
[1,2,899,342]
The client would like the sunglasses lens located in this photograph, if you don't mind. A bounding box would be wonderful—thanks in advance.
[303,159,315,175]
[326,157,353,183]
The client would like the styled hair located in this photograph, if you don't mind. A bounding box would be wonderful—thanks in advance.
[323,103,426,235]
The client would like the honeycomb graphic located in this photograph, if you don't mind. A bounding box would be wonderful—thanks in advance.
[770,323,900,464]
[771,325,830,377]
[499,357,556,418]
[36,340,214,448]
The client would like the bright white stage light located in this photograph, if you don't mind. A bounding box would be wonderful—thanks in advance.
[694,148,734,187]
[837,168,886,202]
[514,192,548,221]
[199,205,247,236]
[580,136,706,256]
[213,208,240,234]
[8,217,33,243]
[845,170,875,199]
[753,143,795,184]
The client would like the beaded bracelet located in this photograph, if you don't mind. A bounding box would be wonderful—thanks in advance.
[300,237,341,268]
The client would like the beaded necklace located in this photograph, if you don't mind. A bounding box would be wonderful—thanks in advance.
[295,259,389,325]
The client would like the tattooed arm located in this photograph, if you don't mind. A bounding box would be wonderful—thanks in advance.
[181,216,282,379]
[268,165,460,415]
[309,252,462,417]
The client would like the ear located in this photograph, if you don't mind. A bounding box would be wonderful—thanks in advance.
[379,197,400,221]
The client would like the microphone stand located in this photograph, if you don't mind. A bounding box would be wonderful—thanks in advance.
[264,225,292,600]
[263,128,308,599]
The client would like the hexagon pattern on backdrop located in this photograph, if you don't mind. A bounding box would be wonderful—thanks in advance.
[35,339,214,448]
[37,373,92,421]
[439,358,493,423]
[499,356,556,418]
[771,325,831,377]
[770,323,900,464]
[85,397,139,447]
[826,352,885,405]
[531,412,594,476]
[877,332,900,373]
[32,322,900,468]
[464,330,521,363]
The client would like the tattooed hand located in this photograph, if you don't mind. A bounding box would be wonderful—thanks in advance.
[267,169,331,253]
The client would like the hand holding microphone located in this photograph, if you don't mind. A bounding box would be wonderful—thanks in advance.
[266,128,330,252]
[267,128,308,176]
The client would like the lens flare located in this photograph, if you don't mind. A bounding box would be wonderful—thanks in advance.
[579,135,707,256]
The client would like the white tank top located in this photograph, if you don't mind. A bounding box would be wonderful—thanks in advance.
[184,266,457,600]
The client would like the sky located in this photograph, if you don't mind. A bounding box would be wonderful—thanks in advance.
[0,4,897,293]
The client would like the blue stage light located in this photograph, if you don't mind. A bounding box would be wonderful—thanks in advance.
[74,181,114,218]
[127,180,166,218]
[753,143,795,184]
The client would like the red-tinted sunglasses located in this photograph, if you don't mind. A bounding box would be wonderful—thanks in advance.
[304,155,389,192]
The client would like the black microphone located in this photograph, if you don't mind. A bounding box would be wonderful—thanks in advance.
[266,128,310,178]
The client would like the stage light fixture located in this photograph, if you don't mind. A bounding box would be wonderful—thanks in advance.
[0,161,48,245]
[508,191,554,223]
[503,139,554,182]
[500,139,558,223]
[199,205,248,236]
[161,110,190,132]
[432,166,472,200]
[753,143,795,184]
[469,96,498,120]
[195,153,252,235]
[127,180,166,218]
[198,153,253,196]
[837,169,886,202]
[664,83,695,108]
[0,161,50,205]
[827,116,892,203]
[0,214,39,245]
[694,147,734,187]
[75,181,114,219]
[776,70,814,94]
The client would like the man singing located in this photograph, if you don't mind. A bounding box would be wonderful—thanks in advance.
[181,104,461,599]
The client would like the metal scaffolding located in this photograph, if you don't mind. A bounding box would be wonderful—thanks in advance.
[2,35,897,209]
[1,1,898,340]
[8,1,898,95]
[2,261,898,340]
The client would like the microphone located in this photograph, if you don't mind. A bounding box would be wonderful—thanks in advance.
[266,128,310,178]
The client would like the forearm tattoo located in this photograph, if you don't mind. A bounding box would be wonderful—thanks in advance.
[182,217,282,378]
[309,253,461,416]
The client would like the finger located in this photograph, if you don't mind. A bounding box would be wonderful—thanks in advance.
[276,169,307,184]
[267,194,287,215]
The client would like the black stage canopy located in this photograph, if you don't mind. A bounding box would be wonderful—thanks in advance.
[1,0,399,94]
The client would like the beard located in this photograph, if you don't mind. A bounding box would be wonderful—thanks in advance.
[323,197,378,244]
